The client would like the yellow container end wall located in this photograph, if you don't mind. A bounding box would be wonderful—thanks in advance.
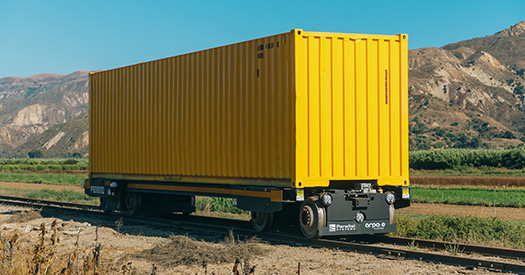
[89,32,296,187]
[293,30,409,188]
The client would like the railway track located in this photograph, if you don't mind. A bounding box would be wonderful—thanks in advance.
[1,195,524,274]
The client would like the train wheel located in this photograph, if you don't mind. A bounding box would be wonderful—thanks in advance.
[100,197,113,213]
[122,192,138,216]
[250,211,274,232]
[299,197,325,239]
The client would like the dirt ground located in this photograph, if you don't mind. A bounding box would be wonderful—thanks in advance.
[410,175,525,188]
[0,182,519,274]
[0,204,496,275]
[0,181,82,191]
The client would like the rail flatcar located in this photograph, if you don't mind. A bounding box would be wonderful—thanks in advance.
[84,29,410,238]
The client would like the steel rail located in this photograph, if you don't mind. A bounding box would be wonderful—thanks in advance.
[0,196,524,274]
[382,236,525,260]
[0,194,100,210]
[261,233,525,274]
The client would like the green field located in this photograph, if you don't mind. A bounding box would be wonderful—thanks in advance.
[410,186,525,207]
[410,166,525,176]
[394,213,525,249]
[0,172,86,185]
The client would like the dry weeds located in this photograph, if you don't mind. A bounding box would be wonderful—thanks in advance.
[4,209,43,223]
[136,230,268,268]
[0,220,109,275]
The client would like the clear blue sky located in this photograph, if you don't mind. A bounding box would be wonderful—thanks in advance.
[0,0,523,78]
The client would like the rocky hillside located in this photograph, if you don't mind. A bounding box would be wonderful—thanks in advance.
[13,112,88,158]
[408,21,525,150]
[0,71,89,157]
[1,21,524,157]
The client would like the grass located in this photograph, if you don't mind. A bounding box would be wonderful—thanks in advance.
[0,172,86,185]
[444,243,464,255]
[195,197,250,220]
[393,213,525,249]
[195,197,247,214]
[410,186,525,207]
[0,188,98,205]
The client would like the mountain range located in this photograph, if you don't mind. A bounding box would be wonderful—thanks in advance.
[0,21,524,157]
[409,20,525,150]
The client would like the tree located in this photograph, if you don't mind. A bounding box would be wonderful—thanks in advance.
[453,133,481,149]
[71,152,82,158]
[28,150,44,159]
[433,127,446,137]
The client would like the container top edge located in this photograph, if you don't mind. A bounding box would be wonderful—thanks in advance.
[90,29,407,76]
[297,31,407,41]
[90,30,294,75]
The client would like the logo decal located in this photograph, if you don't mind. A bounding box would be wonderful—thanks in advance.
[328,223,356,232]
[364,222,386,230]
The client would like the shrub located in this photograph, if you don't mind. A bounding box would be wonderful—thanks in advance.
[409,148,525,170]
[63,159,78,165]
[501,130,516,139]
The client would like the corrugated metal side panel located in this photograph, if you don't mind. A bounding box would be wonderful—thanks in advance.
[89,32,295,186]
[294,30,409,187]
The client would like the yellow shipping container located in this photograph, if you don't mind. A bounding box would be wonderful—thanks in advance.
[89,29,409,189]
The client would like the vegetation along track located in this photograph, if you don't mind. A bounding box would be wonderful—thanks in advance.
[0,195,524,274]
